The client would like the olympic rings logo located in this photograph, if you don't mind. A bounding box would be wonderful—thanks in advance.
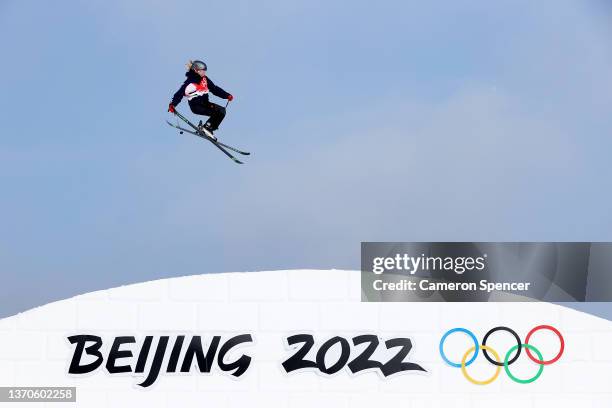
[439,325,564,385]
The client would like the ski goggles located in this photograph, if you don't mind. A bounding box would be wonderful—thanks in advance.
[439,325,564,385]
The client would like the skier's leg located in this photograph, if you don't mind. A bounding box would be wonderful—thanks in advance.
[189,102,225,130]
[189,100,210,117]
[188,101,225,140]
[205,103,226,130]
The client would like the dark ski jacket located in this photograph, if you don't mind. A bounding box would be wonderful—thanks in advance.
[171,70,230,107]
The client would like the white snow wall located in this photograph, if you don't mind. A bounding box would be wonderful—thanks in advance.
[0,269,610,407]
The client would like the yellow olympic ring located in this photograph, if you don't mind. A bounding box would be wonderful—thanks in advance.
[460,345,501,385]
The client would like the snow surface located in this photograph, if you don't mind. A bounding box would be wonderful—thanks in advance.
[0,269,610,407]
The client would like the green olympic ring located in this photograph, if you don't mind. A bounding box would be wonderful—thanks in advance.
[504,343,544,384]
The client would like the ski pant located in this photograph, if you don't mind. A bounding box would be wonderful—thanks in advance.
[189,100,226,130]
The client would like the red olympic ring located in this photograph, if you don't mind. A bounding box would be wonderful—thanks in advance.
[524,325,564,365]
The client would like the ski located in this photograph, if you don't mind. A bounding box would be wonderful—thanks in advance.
[166,110,249,164]
[210,140,244,164]
[166,121,250,156]
[166,120,243,164]
[216,140,250,156]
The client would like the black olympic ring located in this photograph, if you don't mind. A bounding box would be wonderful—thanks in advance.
[482,326,521,366]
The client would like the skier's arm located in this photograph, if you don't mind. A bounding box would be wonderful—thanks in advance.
[207,77,231,99]
[170,81,188,106]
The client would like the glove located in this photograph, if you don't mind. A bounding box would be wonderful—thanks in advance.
[227,94,234,102]
[168,103,175,113]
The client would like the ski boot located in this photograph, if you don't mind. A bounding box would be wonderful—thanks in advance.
[198,121,217,141]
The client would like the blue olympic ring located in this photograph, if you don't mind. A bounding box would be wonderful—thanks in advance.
[439,328,479,368]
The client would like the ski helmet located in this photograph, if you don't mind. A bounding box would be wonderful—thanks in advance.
[192,60,207,71]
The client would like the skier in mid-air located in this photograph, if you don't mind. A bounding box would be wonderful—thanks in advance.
[168,60,233,140]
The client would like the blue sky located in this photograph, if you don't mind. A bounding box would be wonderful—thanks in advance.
[1,0,611,317]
